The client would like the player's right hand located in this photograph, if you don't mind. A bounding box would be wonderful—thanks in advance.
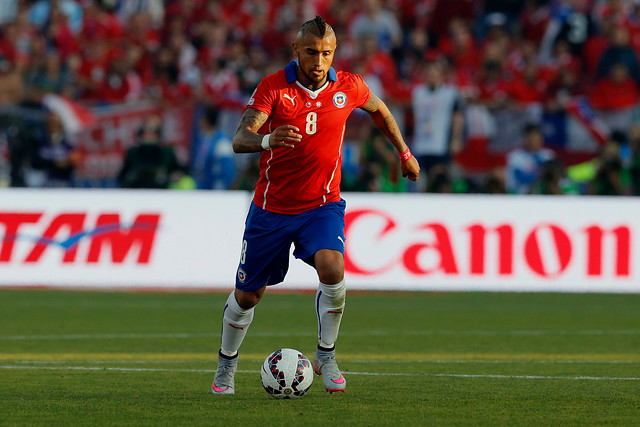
[269,125,302,149]
[402,156,420,181]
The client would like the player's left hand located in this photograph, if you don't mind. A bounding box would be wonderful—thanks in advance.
[401,156,420,181]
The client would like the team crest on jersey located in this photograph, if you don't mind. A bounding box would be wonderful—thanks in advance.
[333,92,347,108]
[237,268,247,283]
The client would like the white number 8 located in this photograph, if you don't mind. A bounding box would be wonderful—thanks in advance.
[240,239,247,264]
[306,112,317,135]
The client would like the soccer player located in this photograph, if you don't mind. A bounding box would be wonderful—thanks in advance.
[212,15,420,395]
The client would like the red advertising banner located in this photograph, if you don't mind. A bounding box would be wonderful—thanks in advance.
[74,102,195,179]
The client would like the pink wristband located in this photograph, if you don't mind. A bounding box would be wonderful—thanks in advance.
[399,148,412,162]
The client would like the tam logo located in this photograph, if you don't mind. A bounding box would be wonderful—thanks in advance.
[0,212,161,264]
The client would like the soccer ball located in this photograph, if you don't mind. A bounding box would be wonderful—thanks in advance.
[261,348,313,399]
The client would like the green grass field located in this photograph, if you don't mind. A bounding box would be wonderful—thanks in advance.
[1,289,639,425]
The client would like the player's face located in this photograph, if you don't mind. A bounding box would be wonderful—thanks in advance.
[293,33,336,89]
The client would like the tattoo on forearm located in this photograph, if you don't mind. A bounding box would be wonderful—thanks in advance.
[383,114,402,143]
[233,109,269,152]
[362,93,405,150]
[361,93,380,113]
[237,109,268,133]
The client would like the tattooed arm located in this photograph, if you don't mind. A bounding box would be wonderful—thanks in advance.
[232,108,302,153]
[360,93,420,181]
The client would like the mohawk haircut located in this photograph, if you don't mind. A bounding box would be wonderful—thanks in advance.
[298,15,333,39]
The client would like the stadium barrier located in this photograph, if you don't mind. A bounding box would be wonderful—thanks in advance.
[0,189,638,293]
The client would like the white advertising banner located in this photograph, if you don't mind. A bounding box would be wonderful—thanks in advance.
[1,190,638,293]
[286,193,640,293]
[0,189,248,289]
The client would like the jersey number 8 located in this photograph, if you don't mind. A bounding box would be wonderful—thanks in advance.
[306,112,317,135]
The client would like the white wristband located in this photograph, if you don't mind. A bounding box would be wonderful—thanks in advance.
[261,134,271,150]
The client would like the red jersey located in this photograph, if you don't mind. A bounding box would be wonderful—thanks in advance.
[248,61,371,214]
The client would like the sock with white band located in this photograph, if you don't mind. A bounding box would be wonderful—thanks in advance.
[220,291,254,357]
[315,279,346,348]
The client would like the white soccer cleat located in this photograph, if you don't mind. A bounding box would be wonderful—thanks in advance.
[211,351,237,395]
[313,347,346,393]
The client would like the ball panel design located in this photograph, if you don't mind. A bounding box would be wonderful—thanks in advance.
[261,348,313,399]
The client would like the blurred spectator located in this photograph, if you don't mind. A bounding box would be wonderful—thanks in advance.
[166,28,199,87]
[192,106,235,190]
[201,58,241,106]
[483,167,507,193]
[75,38,109,100]
[0,18,30,70]
[439,18,481,80]
[475,42,511,110]
[29,0,83,34]
[505,124,555,194]
[545,62,584,111]
[629,122,640,195]
[508,59,547,123]
[530,158,571,195]
[429,0,478,37]
[591,135,627,196]
[519,0,552,44]
[32,112,76,187]
[46,3,80,59]
[24,52,73,99]
[349,0,402,52]
[582,8,615,78]
[355,34,403,102]
[118,116,181,188]
[626,0,640,56]
[147,47,192,102]
[539,0,595,64]
[232,152,260,191]
[597,26,640,85]
[353,128,406,192]
[124,11,161,53]
[0,54,23,106]
[426,163,453,193]
[96,53,142,103]
[482,0,525,23]
[118,0,164,29]
[590,62,639,111]
[1,105,41,187]
[0,0,18,25]
[411,60,463,191]
[80,0,123,44]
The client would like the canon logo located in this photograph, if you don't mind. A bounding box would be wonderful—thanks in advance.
[0,212,161,264]
[344,209,631,279]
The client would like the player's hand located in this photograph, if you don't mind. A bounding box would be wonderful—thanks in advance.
[401,156,420,181]
[269,125,302,149]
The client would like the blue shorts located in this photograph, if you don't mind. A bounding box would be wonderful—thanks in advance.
[235,200,346,291]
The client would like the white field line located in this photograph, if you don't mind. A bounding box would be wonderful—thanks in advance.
[1,329,639,341]
[0,365,639,381]
[8,359,640,365]
[348,359,640,365]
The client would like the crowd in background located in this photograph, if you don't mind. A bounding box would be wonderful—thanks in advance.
[2,0,640,195]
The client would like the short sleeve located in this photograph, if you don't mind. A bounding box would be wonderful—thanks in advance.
[246,78,276,116]
[353,74,371,108]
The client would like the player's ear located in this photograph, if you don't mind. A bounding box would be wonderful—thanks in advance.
[291,42,298,56]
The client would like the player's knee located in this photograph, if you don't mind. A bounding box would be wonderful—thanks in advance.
[234,288,264,310]
[318,267,344,285]
[315,251,344,285]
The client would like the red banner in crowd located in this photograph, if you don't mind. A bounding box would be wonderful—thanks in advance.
[74,102,195,179]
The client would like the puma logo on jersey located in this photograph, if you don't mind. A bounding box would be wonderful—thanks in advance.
[283,94,297,105]
[337,236,345,247]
